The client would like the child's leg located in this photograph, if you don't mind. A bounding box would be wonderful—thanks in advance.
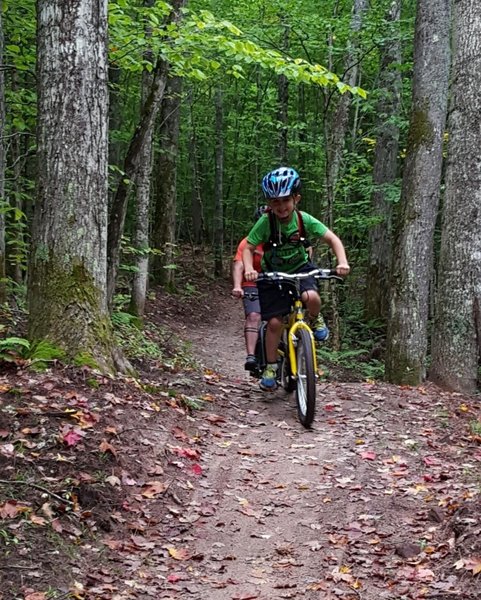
[301,289,321,318]
[265,316,283,363]
[301,288,329,341]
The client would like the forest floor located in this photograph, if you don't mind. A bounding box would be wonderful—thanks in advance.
[0,270,480,600]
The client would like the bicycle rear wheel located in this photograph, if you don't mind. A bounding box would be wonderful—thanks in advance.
[295,328,316,428]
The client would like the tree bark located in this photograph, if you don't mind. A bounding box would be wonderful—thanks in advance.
[364,0,402,321]
[106,58,169,308]
[385,0,451,385]
[324,0,368,350]
[29,0,122,372]
[189,95,205,247]
[324,0,368,214]
[129,0,156,318]
[0,1,6,303]
[151,75,183,288]
[277,23,289,165]
[213,88,224,277]
[429,0,481,393]
[106,0,186,308]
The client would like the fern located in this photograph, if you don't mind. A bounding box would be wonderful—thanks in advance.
[0,337,30,361]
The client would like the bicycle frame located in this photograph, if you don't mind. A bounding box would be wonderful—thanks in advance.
[285,297,317,378]
[254,268,343,428]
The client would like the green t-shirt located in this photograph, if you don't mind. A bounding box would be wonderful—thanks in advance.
[246,210,329,273]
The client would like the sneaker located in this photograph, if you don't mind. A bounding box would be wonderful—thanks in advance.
[259,364,278,391]
[244,354,257,372]
[311,314,329,342]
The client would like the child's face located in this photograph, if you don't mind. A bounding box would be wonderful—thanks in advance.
[268,194,299,223]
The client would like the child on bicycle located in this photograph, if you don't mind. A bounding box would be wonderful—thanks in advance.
[242,166,350,391]
[232,206,267,372]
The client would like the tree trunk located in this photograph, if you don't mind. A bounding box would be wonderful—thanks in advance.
[29,0,121,372]
[324,0,367,213]
[324,0,368,350]
[277,23,289,165]
[0,1,6,303]
[364,0,402,321]
[213,88,224,277]
[129,0,156,319]
[151,75,183,288]
[106,58,169,308]
[429,0,481,393]
[189,97,205,247]
[385,0,451,385]
[106,0,186,308]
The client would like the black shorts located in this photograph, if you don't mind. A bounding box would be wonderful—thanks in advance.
[258,262,318,320]
[242,285,261,316]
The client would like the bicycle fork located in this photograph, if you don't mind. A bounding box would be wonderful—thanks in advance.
[286,304,318,378]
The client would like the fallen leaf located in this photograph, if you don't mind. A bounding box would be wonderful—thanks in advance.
[141,481,169,498]
[62,429,83,446]
[168,546,190,560]
[191,463,203,476]
[360,451,377,461]
[30,514,47,526]
[170,446,200,460]
[99,439,117,456]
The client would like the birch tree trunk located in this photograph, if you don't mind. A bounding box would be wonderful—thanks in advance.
[364,0,401,322]
[385,0,451,385]
[213,88,224,277]
[324,0,368,350]
[29,0,121,372]
[324,0,367,212]
[429,1,481,393]
[129,0,155,318]
[106,0,186,308]
[189,97,205,246]
[0,1,6,303]
[151,75,183,288]
[106,58,168,308]
[277,23,289,165]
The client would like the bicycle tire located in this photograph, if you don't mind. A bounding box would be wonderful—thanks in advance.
[280,351,296,394]
[295,328,316,428]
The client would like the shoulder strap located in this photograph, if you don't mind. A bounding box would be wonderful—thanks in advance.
[268,209,279,246]
[296,209,311,248]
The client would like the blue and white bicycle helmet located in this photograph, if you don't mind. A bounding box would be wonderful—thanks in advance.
[261,167,301,199]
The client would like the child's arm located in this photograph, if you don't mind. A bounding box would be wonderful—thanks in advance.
[322,230,350,276]
[242,242,258,281]
[232,260,244,298]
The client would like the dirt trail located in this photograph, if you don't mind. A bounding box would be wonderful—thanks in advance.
[1,280,479,600]
[142,282,480,600]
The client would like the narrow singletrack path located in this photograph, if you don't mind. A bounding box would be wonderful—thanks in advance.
[137,282,480,600]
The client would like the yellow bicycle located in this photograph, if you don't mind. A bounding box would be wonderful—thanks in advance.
[254,268,343,428]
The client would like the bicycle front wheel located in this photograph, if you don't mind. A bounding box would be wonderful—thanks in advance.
[295,328,316,428]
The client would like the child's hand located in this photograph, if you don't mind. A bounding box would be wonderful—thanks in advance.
[335,263,350,277]
[231,286,244,299]
[244,270,259,282]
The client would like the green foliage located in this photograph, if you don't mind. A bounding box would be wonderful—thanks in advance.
[73,352,100,370]
[111,309,198,370]
[0,337,30,361]
[0,337,65,370]
[317,347,384,381]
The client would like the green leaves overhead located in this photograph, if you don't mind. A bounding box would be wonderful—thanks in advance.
[108,2,366,96]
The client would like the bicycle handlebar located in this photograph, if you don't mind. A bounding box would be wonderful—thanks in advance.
[257,268,344,283]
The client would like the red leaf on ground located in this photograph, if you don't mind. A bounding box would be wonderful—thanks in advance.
[171,446,200,460]
[360,451,377,461]
[62,429,83,446]
[191,463,203,476]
